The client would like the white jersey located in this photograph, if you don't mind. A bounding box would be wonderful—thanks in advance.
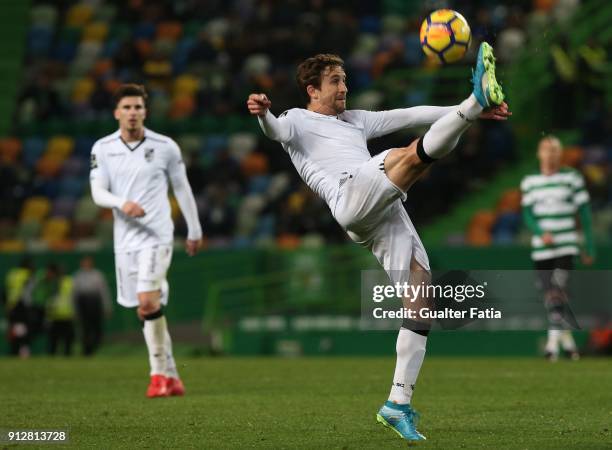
[90,128,202,253]
[258,106,455,208]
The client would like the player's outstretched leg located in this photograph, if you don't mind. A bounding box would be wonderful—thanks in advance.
[384,42,506,192]
[416,41,505,164]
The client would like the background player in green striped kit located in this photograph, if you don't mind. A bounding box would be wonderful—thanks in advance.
[520,135,595,360]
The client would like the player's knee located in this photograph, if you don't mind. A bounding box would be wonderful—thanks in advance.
[137,293,160,316]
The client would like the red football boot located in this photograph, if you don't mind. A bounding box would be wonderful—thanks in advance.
[146,374,169,398]
[167,377,185,396]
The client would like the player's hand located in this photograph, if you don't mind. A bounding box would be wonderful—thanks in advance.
[186,238,203,256]
[247,93,272,117]
[121,201,145,218]
[541,232,554,246]
[480,102,512,120]
[581,253,594,266]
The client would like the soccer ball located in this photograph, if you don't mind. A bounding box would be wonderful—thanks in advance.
[420,9,471,64]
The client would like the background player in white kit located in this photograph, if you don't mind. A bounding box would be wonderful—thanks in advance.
[90,84,203,398]
[247,45,510,441]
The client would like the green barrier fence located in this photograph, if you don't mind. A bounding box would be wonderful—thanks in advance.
[1,245,610,356]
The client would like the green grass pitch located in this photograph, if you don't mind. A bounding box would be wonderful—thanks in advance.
[1,357,611,449]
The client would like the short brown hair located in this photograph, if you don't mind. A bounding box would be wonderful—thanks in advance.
[113,83,148,108]
[296,54,344,103]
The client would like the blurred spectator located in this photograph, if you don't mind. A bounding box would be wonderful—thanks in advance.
[18,74,63,122]
[45,266,76,356]
[73,255,112,356]
[24,262,55,348]
[3,258,35,357]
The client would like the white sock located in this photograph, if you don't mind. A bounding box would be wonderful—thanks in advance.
[422,94,483,159]
[560,330,577,352]
[388,329,427,405]
[143,314,168,376]
[545,329,562,355]
[165,329,179,379]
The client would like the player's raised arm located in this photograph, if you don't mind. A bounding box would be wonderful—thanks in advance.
[167,141,203,256]
[247,93,293,143]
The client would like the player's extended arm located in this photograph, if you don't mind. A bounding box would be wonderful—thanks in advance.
[168,158,202,242]
[247,94,293,143]
[522,206,543,236]
[258,110,294,143]
[578,203,596,258]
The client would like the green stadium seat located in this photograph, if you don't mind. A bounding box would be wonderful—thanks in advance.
[30,4,58,28]
[148,95,170,120]
[177,134,202,156]
[58,26,82,43]
[17,220,41,240]
[95,219,113,241]
[74,196,98,222]
[94,4,116,23]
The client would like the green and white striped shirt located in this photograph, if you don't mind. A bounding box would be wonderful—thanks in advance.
[520,167,590,261]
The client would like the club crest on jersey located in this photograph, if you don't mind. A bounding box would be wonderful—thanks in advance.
[144,148,155,162]
[90,153,98,169]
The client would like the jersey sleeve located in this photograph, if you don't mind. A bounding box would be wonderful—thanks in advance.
[89,142,109,186]
[166,140,203,240]
[571,171,590,206]
[520,176,542,235]
[257,110,295,144]
[359,106,458,139]
[89,142,125,209]
[520,177,535,207]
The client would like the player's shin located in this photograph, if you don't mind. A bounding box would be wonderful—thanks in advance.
[165,328,179,379]
[142,308,168,376]
[420,95,482,161]
[388,321,429,405]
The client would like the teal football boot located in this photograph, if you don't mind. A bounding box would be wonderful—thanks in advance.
[472,41,504,107]
[376,401,426,441]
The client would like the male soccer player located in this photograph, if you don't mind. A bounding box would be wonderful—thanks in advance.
[247,43,510,441]
[520,135,595,361]
[90,84,203,397]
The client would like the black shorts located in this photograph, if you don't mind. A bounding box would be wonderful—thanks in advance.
[534,255,574,291]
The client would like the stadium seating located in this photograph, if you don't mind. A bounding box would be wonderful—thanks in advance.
[1,0,609,250]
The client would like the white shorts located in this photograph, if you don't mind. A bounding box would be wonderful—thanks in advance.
[114,244,173,308]
[332,149,430,283]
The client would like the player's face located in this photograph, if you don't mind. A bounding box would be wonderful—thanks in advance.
[313,65,347,114]
[537,139,562,171]
[114,96,146,133]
